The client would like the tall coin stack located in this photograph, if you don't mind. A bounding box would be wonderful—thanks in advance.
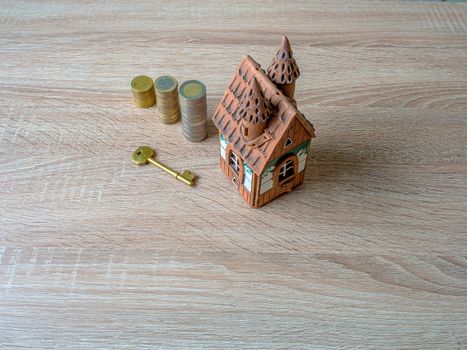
[179,80,208,142]
[131,75,156,108]
[154,75,181,125]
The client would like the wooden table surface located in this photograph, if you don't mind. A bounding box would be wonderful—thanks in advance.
[1,0,466,348]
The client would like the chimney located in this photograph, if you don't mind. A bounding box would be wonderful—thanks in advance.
[239,77,271,142]
[267,36,300,100]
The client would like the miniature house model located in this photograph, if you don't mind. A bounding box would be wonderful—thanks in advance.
[212,37,316,208]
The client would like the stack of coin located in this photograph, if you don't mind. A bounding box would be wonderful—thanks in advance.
[154,75,181,125]
[131,75,156,108]
[179,80,208,142]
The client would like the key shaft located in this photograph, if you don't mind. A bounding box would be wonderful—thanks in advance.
[147,158,193,186]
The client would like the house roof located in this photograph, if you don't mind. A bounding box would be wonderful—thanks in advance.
[212,55,315,174]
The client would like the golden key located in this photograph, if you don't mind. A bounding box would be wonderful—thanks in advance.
[132,146,196,186]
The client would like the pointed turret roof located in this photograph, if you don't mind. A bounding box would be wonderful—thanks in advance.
[267,36,300,85]
[239,77,271,124]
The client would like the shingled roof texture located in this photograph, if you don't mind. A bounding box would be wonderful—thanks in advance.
[212,55,315,174]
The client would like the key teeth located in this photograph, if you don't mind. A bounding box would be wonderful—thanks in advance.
[182,170,196,182]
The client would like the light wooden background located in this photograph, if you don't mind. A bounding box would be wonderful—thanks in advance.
[1,0,466,349]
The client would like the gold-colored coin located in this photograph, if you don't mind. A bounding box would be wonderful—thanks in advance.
[155,75,180,124]
[131,75,154,93]
[155,76,178,93]
[131,75,156,108]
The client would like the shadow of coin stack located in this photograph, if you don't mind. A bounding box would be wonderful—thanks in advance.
[154,75,181,125]
[179,80,208,142]
[131,75,156,108]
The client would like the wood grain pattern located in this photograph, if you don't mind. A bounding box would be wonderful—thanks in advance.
[0,0,466,348]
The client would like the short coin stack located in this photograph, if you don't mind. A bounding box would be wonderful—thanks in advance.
[131,75,156,108]
[154,75,181,125]
[179,80,208,142]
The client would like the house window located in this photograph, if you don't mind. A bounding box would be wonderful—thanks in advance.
[229,151,240,174]
[284,138,293,147]
[279,159,294,182]
[232,176,238,188]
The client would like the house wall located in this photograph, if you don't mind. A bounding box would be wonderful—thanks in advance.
[269,114,311,162]
[218,113,313,208]
[219,133,258,207]
[256,116,312,207]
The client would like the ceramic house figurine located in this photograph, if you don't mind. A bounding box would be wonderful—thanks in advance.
[212,36,316,208]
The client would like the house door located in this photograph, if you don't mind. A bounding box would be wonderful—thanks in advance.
[273,154,299,195]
